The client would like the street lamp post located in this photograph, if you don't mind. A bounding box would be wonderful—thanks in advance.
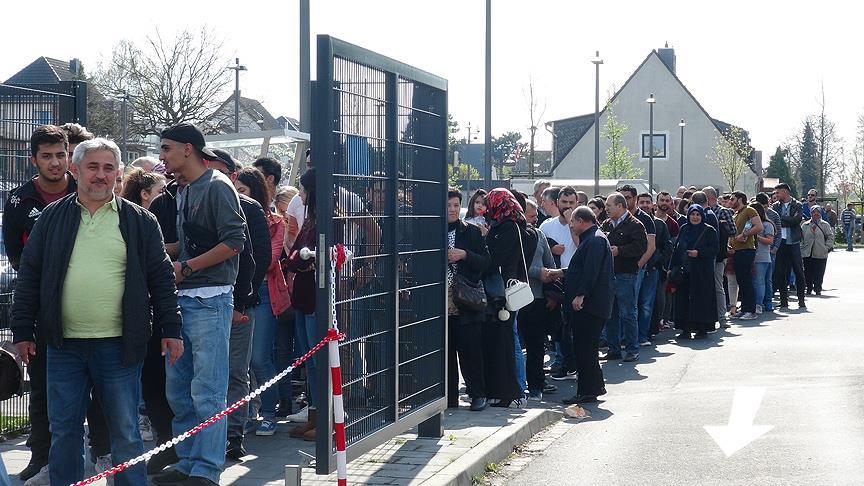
[484,0,492,188]
[227,58,248,133]
[646,93,656,191]
[679,119,686,187]
[591,51,604,197]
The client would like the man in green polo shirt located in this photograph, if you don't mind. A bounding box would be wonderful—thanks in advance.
[11,138,184,486]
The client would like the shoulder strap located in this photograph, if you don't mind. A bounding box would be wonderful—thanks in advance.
[516,224,529,281]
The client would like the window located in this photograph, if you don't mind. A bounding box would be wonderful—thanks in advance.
[641,133,667,159]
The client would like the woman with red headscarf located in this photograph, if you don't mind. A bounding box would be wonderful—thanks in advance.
[482,188,537,407]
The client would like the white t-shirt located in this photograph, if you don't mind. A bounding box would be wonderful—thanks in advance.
[539,217,577,268]
[286,193,305,229]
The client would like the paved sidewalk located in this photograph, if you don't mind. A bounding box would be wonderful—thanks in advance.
[0,389,573,485]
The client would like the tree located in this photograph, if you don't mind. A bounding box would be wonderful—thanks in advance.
[797,120,820,196]
[94,27,232,136]
[446,114,459,165]
[600,103,642,179]
[525,78,546,179]
[849,114,864,202]
[765,146,797,198]
[488,131,526,176]
[448,162,480,188]
[814,86,844,196]
[708,126,752,191]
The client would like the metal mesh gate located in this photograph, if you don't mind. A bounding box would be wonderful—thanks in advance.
[0,82,83,435]
[313,35,448,473]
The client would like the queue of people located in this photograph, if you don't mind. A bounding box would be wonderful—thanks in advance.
[446,180,838,412]
[4,123,317,486]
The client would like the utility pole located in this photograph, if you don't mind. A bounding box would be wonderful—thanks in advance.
[117,89,129,163]
[484,0,492,188]
[591,51,604,197]
[227,58,247,133]
[299,0,311,133]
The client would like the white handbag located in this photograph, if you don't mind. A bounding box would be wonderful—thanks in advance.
[504,226,534,312]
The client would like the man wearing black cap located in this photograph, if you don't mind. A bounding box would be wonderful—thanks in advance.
[154,123,246,486]
[209,149,272,460]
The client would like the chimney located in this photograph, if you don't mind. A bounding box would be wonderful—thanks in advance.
[657,42,676,74]
[69,58,82,78]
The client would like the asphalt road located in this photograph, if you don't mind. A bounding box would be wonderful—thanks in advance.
[508,249,864,486]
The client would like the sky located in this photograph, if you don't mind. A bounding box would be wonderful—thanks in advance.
[2,0,863,164]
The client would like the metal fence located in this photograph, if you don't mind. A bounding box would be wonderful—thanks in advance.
[0,82,84,436]
[313,35,449,473]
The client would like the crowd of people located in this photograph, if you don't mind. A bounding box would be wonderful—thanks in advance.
[1,121,854,486]
[5,123,319,486]
[446,179,844,412]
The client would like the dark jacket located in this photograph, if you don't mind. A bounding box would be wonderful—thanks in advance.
[453,220,490,284]
[10,195,181,365]
[486,220,537,283]
[285,217,316,314]
[601,213,648,275]
[672,223,719,329]
[649,216,673,272]
[2,174,77,271]
[565,225,613,319]
[772,198,804,244]
[150,183,270,312]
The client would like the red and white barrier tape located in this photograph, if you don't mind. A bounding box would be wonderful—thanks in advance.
[72,329,345,486]
[330,244,348,486]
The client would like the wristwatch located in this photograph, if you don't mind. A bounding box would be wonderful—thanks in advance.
[181,261,194,278]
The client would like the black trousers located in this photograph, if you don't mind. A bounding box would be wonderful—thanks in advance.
[775,242,806,306]
[803,257,828,293]
[517,299,548,393]
[141,332,174,445]
[571,312,606,397]
[27,340,111,464]
[447,315,487,406]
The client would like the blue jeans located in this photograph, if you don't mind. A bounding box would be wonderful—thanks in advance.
[513,316,527,393]
[845,224,854,251]
[294,311,318,406]
[637,268,659,343]
[605,273,639,356]
[166,293,232,483]
[251,283,280,419]
[753,262,772,311]
[46,338,144,486]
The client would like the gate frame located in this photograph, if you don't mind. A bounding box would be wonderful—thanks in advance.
[312,34,449,474]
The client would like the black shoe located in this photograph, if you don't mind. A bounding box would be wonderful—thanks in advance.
[563,394,599,404]
[542,383,558,394]
[147,446,179,475]
[677,332,691,340]
[799,303,807,309]
[599,352,622,361]
[469,397,487,411]
[226,437,248,461]
[151,468,190,484]
[622,353,639,362]
[19,461,47,481]
[550,369,578,381]
[693,331,708,339]
[815,290,821,296]
[542,366,552,374]
[275,399,293,418]
[180,477,219,486]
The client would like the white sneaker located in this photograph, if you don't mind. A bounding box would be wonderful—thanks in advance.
[755,305,763,315]
[95,455,115,486]
[739,312,758,320]
[139,414,155,442]
[24,465,50,486]
[286,405,309,423]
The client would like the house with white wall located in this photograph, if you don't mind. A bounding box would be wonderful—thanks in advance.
[547,45,761,194]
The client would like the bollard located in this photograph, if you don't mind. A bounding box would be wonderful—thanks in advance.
[284,465,302,486]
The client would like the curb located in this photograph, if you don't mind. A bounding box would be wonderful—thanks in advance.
[421,408,563,486]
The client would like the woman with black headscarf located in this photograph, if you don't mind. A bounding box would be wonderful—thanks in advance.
[671,204,719,339]
[482,189,536,407]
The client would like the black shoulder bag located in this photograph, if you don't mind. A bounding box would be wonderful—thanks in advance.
[668,227,707,286]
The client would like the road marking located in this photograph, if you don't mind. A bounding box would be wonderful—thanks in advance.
[704,387,773,457]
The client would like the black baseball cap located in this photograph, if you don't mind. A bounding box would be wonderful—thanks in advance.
[160,122,219,161]
[211,148,238,173]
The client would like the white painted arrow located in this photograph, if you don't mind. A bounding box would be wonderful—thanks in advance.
[704,387,773,457]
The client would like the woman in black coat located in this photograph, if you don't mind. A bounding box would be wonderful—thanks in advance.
[447,189,491,411]
[671,204,719,339]
[482,189,537,407]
